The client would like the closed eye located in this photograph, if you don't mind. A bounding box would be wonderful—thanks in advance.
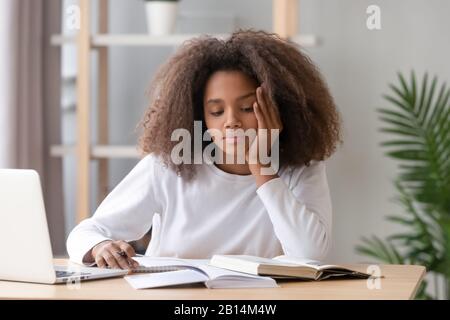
[209,105,253,116]
[210,110,223,116]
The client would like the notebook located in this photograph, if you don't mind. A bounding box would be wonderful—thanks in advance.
[125,256,278,289]
[209,255,372,281]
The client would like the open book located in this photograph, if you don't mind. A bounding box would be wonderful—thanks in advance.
[125,256,277,289]
[209,255,371,281]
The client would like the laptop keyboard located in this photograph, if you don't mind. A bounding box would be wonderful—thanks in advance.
[55,270,91,278]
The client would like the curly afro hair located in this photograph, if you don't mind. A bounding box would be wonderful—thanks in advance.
[138,29,341,180]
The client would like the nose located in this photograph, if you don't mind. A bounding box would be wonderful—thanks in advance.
[224,109,241,129]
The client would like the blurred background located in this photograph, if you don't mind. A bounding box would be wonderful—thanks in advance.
[0,0,449,299]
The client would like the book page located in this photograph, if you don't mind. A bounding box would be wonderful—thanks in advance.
[273,255,345,270]
[213,255,300,267]
[132,256,209,273]
[197,264,278,289]
[198,263,272,280]
[125,269,208,289]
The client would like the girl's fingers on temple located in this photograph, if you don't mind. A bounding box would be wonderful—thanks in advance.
[259,85,283,131]
[255,88,269,128]
[253,101,266,129]
[260,84,280,129]
[257,86,271,120]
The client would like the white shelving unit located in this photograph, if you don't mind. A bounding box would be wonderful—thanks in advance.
[51,0,317,223]
[51,33,319,47]
[50,145,140,159]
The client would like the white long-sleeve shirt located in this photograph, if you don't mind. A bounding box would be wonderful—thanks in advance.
[66,153,332,265]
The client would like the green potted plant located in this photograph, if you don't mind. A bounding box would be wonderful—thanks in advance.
[356,71,450,299]
[143,0,180,35]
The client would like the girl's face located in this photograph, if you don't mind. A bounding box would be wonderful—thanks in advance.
[203,70,258,155]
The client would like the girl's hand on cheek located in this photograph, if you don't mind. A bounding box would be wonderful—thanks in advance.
[245,83,283,181]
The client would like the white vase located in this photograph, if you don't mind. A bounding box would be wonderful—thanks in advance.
[145,1,179,36]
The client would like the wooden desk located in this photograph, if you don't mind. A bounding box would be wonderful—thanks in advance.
[0,259,426,300]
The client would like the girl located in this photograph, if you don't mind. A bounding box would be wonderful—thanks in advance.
[67,30,341,270]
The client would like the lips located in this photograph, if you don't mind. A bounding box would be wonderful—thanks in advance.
[223,132,245,139]
[223,135,243,139]
[223,136,244,143]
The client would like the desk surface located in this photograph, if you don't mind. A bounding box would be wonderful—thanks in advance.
[0,259,426,300]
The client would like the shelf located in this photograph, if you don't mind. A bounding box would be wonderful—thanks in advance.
[51,34,76,45]
[93,145,140,158]
[94,33,230,46]
[50,145,140,159]
[51,33,319,47]
[290,34,320,47]
[50,145,75,157]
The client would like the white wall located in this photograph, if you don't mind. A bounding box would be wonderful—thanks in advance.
[299,0,450,264]
[61,1,450,285]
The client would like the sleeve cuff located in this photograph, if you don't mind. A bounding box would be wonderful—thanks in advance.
[68,233,112,266]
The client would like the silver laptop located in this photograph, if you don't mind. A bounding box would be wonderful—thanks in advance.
[0,169,128,284]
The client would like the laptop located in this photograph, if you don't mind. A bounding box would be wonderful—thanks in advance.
[0,169,128,284]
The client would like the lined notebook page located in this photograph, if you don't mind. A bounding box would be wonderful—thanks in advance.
[131,257,209,273]
[125,269,208,289]
[126,256,277,289]
[132,266,184,273]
